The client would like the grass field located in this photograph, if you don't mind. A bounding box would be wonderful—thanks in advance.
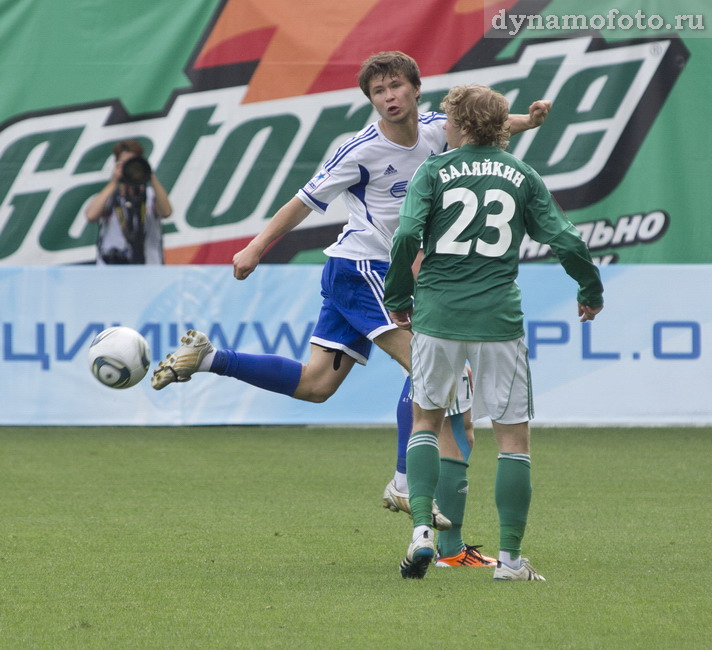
[1,425,710,649]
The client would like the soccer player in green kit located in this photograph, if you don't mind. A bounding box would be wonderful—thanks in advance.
[384,84,604,580]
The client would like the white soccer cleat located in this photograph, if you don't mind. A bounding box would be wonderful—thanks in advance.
[400,529,435,579]
[493,558,546,581]
[382,479,452,531]
[151,329,214,390]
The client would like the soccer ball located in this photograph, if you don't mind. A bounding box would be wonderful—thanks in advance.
[88,326,150,389]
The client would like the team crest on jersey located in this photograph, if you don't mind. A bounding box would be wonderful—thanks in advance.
[390,181,409,199]
[307,170,331,191]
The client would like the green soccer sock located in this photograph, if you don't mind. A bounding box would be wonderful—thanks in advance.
[406,430,440,528]
[435,457,469,557]
[495,453,532,559]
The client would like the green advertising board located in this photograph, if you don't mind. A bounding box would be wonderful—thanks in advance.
[0,0,709,265]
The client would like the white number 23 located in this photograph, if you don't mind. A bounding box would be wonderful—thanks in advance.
[435,188,515,258]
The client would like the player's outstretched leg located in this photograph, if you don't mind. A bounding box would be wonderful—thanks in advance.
[151,330,306,396]
[151,330,214,389]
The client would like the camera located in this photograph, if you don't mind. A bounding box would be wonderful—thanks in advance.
[120,156,152,186]
[101,248,131,264]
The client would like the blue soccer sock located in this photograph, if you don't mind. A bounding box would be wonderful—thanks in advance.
[210,350,302,396]
[446,412,473,461]
[395,376,412,475]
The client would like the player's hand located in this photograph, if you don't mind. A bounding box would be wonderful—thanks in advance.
[578,303,603,322]
[233,247,261,280]
[389,310,412,329]
[527,100,551,128]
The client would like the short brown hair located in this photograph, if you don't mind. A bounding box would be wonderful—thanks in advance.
[112,139,144,160]
[440,85,510,149]
[358,51,421,99]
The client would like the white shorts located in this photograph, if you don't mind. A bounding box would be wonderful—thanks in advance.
[410,333,533,424]
[400,364,472,415]
[447,366,472,417]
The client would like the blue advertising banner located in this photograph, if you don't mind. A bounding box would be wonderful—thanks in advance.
[0,265,708,425]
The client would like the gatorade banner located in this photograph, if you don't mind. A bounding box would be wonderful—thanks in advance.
[0,0,709,266]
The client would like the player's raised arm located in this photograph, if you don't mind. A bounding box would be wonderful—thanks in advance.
[509,100,551,135]
[233,197,312,280]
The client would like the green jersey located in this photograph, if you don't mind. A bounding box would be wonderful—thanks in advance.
[384,145,603,341]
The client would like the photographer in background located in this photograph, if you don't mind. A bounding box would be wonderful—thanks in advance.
[85,139,172,264]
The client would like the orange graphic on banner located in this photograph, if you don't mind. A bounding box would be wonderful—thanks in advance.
[195,0,380,103]
[194,0,519,103]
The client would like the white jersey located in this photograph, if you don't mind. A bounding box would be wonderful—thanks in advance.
[297,112,447,261]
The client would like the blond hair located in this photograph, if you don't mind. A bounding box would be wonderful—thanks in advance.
[440,84,510,149]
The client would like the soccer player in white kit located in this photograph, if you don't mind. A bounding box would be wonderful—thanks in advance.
[152,52,550,564]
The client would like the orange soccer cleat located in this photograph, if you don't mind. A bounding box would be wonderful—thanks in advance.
[435,544,497,568]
